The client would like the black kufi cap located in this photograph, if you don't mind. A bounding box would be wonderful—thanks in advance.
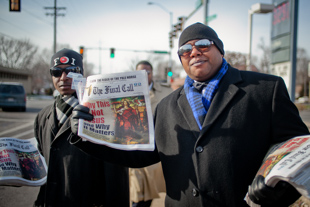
[178,22,224,55]
[50,48,84,75]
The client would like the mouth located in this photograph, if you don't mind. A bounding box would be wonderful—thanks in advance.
[190,59,206,67]
[58,83,72,89]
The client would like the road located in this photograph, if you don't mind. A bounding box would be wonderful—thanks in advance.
[0,98,310,207]
[0,97,54,207]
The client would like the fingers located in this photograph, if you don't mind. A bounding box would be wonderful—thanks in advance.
[72,105,93,121]
[73,104,91,113]
[248,175,300,206]
[248,175,277,205]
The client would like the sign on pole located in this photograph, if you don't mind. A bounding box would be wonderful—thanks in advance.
[271,0,299,101]
[206,14,217,23]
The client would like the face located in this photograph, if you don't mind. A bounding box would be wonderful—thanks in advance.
[180,39,223,82]
[52,64,76,96]
[136,64,152,85]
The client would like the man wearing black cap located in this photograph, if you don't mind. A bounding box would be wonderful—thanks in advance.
[69,23,309,206]
[34,48,129,207]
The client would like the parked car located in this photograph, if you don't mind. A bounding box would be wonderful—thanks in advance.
[0,82,26,112]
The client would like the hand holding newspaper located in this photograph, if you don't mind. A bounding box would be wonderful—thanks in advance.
[70,70,155,151]
[245,134,310,206]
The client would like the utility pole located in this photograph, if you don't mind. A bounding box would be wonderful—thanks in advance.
[289,0,299,101]
[204,0,209,25]
[45,0,66,53]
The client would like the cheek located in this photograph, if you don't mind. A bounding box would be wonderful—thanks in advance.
[181,59,190,72]
[52,77,59,87]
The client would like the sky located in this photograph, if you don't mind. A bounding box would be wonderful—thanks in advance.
[0,0,309,76]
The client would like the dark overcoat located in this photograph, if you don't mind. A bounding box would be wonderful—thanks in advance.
[35,103,129,207]
[72,65,309,207]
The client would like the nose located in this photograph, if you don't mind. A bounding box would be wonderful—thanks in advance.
[190,46,202,57]
[60,71,68,80]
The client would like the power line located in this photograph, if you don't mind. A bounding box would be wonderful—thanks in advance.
[0,17,51,46]
[44,0,66,53]
[23,8,52,26]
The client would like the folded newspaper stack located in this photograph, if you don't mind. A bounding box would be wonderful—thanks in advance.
[245,134,310,207]
[0,137,47,186]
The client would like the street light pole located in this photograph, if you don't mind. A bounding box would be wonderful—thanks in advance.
[148,2,173,81]
[247,3,274,71]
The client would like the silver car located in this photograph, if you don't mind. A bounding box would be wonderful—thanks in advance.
[0,82,26,112]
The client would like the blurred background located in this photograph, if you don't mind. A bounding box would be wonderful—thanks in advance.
[0,0,309,101]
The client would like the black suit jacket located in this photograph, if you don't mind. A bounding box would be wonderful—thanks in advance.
[35,103,129,207]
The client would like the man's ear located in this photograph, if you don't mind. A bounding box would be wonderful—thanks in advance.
[178,56,183,65]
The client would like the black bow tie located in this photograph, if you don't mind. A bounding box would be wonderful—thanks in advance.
[193,81,208,92]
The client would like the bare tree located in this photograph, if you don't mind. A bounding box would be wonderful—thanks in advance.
[31,48,53,94]
[296,48,310,97]
[257,38,271,74]
[0,36,38,70]
[224,51,247,69]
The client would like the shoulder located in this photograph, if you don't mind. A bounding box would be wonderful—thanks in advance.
[226,65,284,86]
[36,103,54,122]
[228,64,280,80]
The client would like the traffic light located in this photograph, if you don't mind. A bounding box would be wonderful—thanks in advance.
[177,16,187,31]
[169,38,173,49]
[110,48,115,58]
[169,31,176,49]
[167,71,173,77]
[9,0,20,12]
[79,46,84,56]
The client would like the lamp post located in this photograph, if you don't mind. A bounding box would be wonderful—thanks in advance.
[148,2,173,81]
[247,3,274,71]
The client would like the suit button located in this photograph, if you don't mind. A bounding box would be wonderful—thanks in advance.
[196,146,203,153]
[192,188,199,197]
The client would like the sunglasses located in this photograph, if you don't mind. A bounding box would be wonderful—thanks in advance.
[178,39,214,57]
[50,66,82,77]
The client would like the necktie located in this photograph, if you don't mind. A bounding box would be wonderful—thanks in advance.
[193,81,208,92]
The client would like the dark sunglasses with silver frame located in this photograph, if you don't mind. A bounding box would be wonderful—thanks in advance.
[50,66,82,77]
[178,39,214,57]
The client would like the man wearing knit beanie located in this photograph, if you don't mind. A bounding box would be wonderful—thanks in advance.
[34,48,130,206]
[50,48,84,75]
[178,22,224,55]
[70,22,307,207]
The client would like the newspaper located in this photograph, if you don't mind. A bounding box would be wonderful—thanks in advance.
[74,70,155,151]
[0,137,47,186]
[245,134,310,206]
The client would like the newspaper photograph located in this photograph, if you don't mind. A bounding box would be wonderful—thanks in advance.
[76,70,155,151]
[0,137,47,186]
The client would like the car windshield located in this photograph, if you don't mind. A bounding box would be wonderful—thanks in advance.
[0,85,24,94]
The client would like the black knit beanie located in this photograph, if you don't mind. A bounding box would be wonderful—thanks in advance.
[50,48,84,75]
[178,22,224,55]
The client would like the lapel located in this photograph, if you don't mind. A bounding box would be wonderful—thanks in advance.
[47,104,71,142]
[177,88,201,139]
[46,105,58,138]
[200,66,243,137]
[57,116,72,136]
